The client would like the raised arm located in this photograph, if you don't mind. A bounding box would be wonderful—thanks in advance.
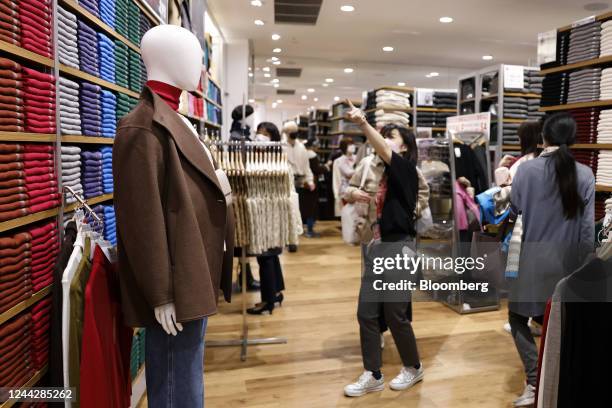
[345,99,393,164]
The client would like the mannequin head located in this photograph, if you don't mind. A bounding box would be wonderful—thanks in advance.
[141,25,203,91]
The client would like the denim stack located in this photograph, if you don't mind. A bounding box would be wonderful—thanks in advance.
[61,145,83,204]
[128,49,143,92]
[101,146,113,194]
[98,33,115,83]
[100,90,117,137]
[115,0,129,38]
[115,41,130,88]
[102,204,116,245]
[57,6,79,69]
[81,149,103,199]
[78,20,100,77]
[80,82,102,136]
[59,77,82,135]
[79,0,99,18]
[99,0,115,29]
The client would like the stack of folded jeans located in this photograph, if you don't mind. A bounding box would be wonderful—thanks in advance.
[59,77,82,135]
[504,69,532,93]
[601,20,612,57]
[79,0,99,18]
[541,72,569,107]
[24,144,59,213]
[0,0,20,46]
[57,6,80,69]
[570,107,600,144]
[433,92,457,109]
[567,68,601,103]
[502,122,522,145]
[19,0,53,58]
[115,41,130,89]
[526,71,544,95]
[128,49,144,92]
[100,90,117,137]
[98,33,116,83]
[597,108,612,144]
[99,0,115,28]
[128,1,140,45]
[596,150,612,186]
[30,297,52,369]
[0,143,28,221]
[0,58,24,132]
[599,68,612,100]
[0,311,34,387]
[61,145,83,204]
[567,21,601,64]
[78,20,100,77]
[101,146,113,193]
[115,0,129,38]
[21,67,56,134]
[81,149,103,198]
[503,96,528,119]
[102,204,116,245]
[80,82,102,136]
[527,99,545,121]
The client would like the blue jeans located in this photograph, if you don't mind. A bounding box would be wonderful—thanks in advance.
[145,317,208,408]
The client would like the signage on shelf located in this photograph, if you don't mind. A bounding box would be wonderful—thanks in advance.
[538,30,557,66]
[446,112,491,140]
[417,89,434,106]
[503,65,524,90]
[572,15,596,28]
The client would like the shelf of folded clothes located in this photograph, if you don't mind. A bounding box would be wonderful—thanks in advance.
[0,41,54,68]
[540,99,612,112]
[0,133,55,142]
[59,64,140,98]
[597,185,612,192]
[0,366,48,408]
[505,92,542,98]
[61,136,114,145]
[63,193,113,213]
[0,285,52,326]
[59,0,140,53]
[417,107,457,113]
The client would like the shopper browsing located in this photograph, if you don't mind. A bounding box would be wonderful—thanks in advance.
[508,113,595,407]
[342,100,423,397]
[332,139,357,216]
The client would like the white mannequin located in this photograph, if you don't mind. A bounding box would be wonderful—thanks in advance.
[141,25,203,336]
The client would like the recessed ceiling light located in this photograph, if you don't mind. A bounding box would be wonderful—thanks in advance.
[429,72,439,77]
[322,83,329,87]
[271,56,279,62]
[272,33,281,41]
[397,82,406,86]
[273,61,281,65]
[248,67,252,71]
[248,73,253,77]
[271,78,279,83]
[273,83,280,88]
[254,19,265,26]
[301,95,307,100]
[439,16,453,23]
[334,96,340,101]
[277,99,283,103]
[314,97,319,102]
[344,68,354,73]
[482,55,494,61]
[264,73,271,78]
[382,46,394,52]
[273,48,282,53]
[248,98,255,103]
[250,0,262,6]
[340,5,355,12]
[307,88,315,93]
[325,78,334,83]
[272,102,278,108]
[263,67,270,72]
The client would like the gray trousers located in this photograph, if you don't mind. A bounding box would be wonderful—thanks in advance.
[509,310,544,386]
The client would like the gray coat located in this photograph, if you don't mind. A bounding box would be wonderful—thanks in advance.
[509,154,595,317]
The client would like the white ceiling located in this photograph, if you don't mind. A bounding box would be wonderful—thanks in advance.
[208,0,610,113]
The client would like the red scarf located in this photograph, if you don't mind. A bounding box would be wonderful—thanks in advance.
[146,80,182,111]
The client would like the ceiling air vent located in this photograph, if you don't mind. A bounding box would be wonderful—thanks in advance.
[276,67,302,77]
[274,0,322,25]
[277,89,295,95]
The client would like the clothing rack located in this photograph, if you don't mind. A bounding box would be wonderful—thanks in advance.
[63,185,102,223]
[205,139,289,361]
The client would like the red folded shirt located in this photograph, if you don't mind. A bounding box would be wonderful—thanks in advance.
[25,126,56,134]
[0,208,28,221]
[0,162,24,173]
[0,95,22,105]
[29,199,58,213]
[27,187,57,198]
[23,152,52,161]
[24,113,54,123]
[26,180,56,191]
[24,106,54,116]
[0,58,20,71]
[0,143,22,153]
[18,4,51,25]
[24,167,53,177]
[25,100,53,110]
[30,228,56,247]
[29,193,60,206]
[24,173,52,184]
[0,193,27,204]
[28,221,54,238]
[0,86,22,97]
[18,12,51,34]
[22,79,54,92]
[23,87,55,98]
[24,160,54,169]
[0,170,24,181]
[0,200,26,211]
[19,42,51,59]
[0,187,27,198]
[0,109,23,119]
[23,144,52,153]
[22,92,54,104]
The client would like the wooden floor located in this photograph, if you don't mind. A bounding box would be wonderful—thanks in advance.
[139,221,529,408]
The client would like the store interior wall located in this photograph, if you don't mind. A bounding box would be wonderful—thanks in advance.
[223,39,250,139]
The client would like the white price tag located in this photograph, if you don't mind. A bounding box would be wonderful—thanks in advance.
[504,65,525,90]
[417,89,434,106]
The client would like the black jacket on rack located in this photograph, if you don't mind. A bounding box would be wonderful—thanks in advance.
[453,142,488,194]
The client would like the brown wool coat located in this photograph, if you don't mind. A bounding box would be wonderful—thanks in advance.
[113,86,234,327]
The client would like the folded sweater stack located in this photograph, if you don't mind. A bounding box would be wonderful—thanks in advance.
[599,68,612,100]
[596,150,612,186]
[61,145,83,204]
[567,21,601,64]
[57,6,79,69]
[80,82,102,136]
[597,108,612,144]
[567,68,601,104]
[21,67,56,134]
[0,0,20,46]
[0,57,24,133]
[59,77,82,135]
[19,0,53,59]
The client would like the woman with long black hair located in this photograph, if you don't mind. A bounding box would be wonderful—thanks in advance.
[509,112,595,407]
[342,101,423,397]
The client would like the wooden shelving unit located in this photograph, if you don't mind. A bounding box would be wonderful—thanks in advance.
[505,92,542,98]
[204,121,221,129]
[539,54,612,76]
[204,96,222,109]
[64,194,114,213]
[502,145,521,151]
[62,135,115,144]
[597,185,612,192]
[60,64,140,98]
[59,0,140,53]
[540,100,612,112]
[0,366,48,408]
[416,107,457,113]
[132,0,161,25]
[0,40,54,68]
[0,132,55,143]
[0,208,59,234]
[502,118,527,124]
[364,107,412,114]
[0,286,52,326]
[329,131,364,136]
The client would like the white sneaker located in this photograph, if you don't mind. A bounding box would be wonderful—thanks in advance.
[344,371,385,397]
[381,334,385,349]
[513,384,535,407]
[504,320,542,337]
[389,365,424,391]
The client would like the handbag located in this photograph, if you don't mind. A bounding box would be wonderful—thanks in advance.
[470,215,513,287]
[341,156,372,244]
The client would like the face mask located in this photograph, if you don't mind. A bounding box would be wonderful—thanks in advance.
[347,145,356,154]
[385,138,401,153]
[289,132,299,140]
[255,133,270,142]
